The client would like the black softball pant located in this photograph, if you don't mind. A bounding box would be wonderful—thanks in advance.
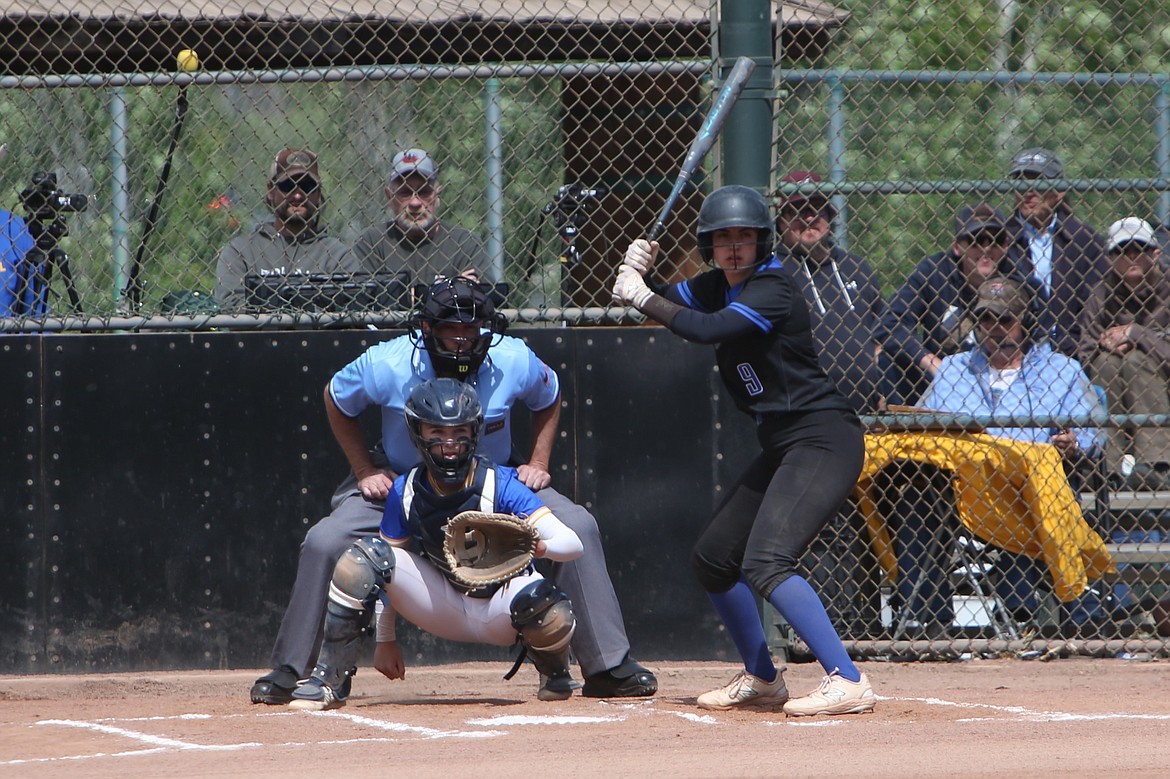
[691,409,865,599]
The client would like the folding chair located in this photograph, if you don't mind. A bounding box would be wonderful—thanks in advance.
[890,465,1023,641]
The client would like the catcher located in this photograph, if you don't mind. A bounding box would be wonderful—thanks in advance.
[289,378,583,711]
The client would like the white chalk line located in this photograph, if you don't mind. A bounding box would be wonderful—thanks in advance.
[888,696,1170,723]
[32,719,257,750]
[467,714,622,726]
[2,709,505,767]
[310,709,503,738]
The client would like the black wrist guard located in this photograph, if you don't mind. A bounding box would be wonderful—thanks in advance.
[639,293,683,327]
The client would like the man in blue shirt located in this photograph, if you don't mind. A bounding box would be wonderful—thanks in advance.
[0,209,39,317]
[253,276,656,704]
[921,277,1101,453]
[896,275,1103,635]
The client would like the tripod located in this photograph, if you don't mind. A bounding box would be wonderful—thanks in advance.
[525,183,607,308]
[13,213,81,317]
[14,172,86,317]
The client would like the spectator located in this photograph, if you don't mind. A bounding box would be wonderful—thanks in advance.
[214,147,356,310]
[876,203,1040,405]
[775,171,887,412]
[897,275,1103,633]
[1079,217,1170,492]
[352,148,488,287]
[1004,147,1107,356]
[0,208,37,317]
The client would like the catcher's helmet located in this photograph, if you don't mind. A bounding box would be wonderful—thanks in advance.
[410,276,506,378]
[405,377,484,485]
[696,185,774,268]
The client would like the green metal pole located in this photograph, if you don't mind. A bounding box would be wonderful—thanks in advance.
[718,0,773,190]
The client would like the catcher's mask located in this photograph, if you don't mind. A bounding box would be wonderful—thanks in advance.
[410,276,507,378]
[696,185,774,270]
[405,377,484,486]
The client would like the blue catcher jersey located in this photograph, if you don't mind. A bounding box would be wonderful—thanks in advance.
[329,332,560,473]
[380,459,547,595]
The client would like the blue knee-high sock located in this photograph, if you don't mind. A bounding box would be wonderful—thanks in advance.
[707,577,776,682]
[767,575,860,682]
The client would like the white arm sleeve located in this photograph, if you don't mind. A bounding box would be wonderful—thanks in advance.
[531,510,583,561]
[375,598,397,643]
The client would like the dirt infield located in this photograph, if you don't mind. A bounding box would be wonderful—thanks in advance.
[3,658,1169,778]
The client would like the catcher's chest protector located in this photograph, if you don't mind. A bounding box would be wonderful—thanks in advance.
[401,461,499,573]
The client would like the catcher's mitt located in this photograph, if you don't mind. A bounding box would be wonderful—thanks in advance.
[442,510,539,589]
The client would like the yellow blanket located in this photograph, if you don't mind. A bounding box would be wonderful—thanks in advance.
[855,432,1114,602]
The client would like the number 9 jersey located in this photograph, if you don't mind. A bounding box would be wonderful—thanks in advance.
[674,258,851,419]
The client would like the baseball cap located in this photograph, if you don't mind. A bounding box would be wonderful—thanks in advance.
[777,171,834,214]
[1009,147,1064,179]
[973,276,1030,319]
[955,203,1006,240]
[1106,216,1157,252]
[269,147,320,183]
[390,148,438,183]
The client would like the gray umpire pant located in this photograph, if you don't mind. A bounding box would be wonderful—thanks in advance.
[268,473,633,679]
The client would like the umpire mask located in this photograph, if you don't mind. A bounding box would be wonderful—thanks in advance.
[411,276,507,378]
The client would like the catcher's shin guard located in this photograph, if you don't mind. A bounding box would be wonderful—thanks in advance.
[313,537,395,690]
[509,579,576,699]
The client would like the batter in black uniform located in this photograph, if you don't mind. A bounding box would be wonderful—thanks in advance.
[612,185,876,716]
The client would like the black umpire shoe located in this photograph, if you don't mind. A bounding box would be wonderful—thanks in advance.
[250,665,299,705]
[581,655,658,698]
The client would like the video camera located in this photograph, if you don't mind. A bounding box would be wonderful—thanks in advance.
[20,171,89,220]
[541,183,608,266]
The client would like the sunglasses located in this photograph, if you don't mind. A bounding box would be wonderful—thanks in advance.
[393,184,436,200]
[978,312,1019,327]
[1110,242,1154,257]
[964,232,1007,248]
[780,204,829,221]
[275,176,319,194]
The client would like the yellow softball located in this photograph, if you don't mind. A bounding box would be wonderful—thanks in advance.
[176,49,200,73]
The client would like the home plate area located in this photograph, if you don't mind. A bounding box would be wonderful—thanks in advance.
[3,660,1169,778]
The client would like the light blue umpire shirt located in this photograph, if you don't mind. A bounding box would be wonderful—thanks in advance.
[329,332,561,474]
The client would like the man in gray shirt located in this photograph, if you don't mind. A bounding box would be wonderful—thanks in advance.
[352,149,487,286]
[214,147,356,311]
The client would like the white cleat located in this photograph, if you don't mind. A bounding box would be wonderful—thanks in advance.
[782,671,875,717]
[696,669,789,711]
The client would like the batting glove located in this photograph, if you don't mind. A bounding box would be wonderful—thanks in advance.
[622,239,659,275]
[612,266,654,308]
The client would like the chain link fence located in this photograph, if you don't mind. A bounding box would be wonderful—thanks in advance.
[3,1,1169,653]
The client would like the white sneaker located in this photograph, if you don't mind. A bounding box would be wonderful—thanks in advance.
[696,669,788,711]
[288,679,346,712]
[782,671,875,717]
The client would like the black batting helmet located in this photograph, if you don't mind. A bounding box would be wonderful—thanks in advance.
[404,378,484,485]
[696,185,774,268]
[410,276,507,378]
